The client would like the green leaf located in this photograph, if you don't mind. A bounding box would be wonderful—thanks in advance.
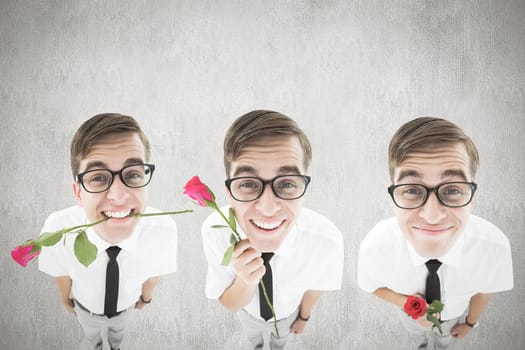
[229,208,236,231]
[211,224,228,229]
[229,233,237,244]
[429,300,444,313]
[427,314,443,335]
[38,231,64,247]
[221,243,235,266]
[74,230,98,267]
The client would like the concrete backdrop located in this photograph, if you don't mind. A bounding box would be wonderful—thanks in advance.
[1,0,523,349]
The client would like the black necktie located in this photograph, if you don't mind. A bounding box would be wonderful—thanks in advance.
[425,259,442,304]
[259,252,274,321]
[104,246,121,318]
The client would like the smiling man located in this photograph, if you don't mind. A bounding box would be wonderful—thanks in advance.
[357,117,513,349]
[38,113,178,350]
[202,110,344,349]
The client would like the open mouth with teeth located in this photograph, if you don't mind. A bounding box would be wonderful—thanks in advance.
[103,209,134,219]
[251,219,284,231]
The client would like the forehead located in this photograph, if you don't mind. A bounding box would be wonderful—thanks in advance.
[80,133,146,170]
[230,136,304,177]
[394,143,472,184]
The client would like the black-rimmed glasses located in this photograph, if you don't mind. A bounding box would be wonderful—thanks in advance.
[388,182,477,209]
[225,175,311,202]
[77,164,155,193]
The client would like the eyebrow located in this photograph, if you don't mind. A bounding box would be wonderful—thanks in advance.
[82,158,145,172]
[396,169,421,183]
[396,168,468,183]
[231,165,302,178]
[278,165,302,175]
[232,166,256,177]
[442,169,468,181]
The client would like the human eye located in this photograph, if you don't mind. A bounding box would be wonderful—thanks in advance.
[439,183,467,202]
[400,185,423,197]
[276,178,297,189]
[275,176,301,195]
[123,166,146,185]
[236,178,260,193]
[85,171,110,187]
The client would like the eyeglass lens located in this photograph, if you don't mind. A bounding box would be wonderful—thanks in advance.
[80,164,153,193]
[391,182,474,209]
[229,176,308,201]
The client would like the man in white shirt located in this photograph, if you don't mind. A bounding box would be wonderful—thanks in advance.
[39,113,178,350]
[202,110,344,349]
[358,117,513,349]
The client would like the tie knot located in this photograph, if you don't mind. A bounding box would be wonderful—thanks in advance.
[106,246,121,261]
[425,259,442,273]
[261,252,274,263]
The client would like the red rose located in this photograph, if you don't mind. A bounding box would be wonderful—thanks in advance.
[11,244,41,267]
[183,176,215,207]
[404,295,427,319]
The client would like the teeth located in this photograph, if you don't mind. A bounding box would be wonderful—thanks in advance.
[104,210,131,218]
[253,220,282,230]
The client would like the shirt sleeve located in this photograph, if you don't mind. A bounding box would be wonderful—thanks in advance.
[307,222,344,290]
[357,221,395,293]
[479,231,514,293]
[201,210,236,299]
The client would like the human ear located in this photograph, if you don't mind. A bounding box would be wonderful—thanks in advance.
[72,182,83,207]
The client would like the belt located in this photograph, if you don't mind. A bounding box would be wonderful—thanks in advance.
[75,300,124,317]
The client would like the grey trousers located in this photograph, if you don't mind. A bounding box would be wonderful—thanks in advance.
[74,302,134,350]
[398,308,467,350]
[238,308,300,350]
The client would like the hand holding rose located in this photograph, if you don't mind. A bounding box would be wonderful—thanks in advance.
[231,239,266,287]
[404,295,444,334]
[184,176,279,338]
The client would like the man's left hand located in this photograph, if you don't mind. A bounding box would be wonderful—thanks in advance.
[135,296,151,310]
[290,318,307,334]
[450,323,472,339]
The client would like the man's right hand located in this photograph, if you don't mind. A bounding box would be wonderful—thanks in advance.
[64,298,76,315]
[231,239,265,287]
[415,314,433,328]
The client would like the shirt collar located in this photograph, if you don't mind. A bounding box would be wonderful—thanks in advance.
[236,217,298,258]
[86,221,141,257]
[274,224,297,257]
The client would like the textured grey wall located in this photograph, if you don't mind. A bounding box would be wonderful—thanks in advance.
[1,1,524,349]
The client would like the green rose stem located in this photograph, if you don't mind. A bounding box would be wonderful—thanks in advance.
[208,202,241,242]
[183,176,279,338]
[33,210,193,268]
[259,276,279,337]
[129,210,193,218]
[208,203,279,338]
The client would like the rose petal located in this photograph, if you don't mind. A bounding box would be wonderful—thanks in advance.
[11,244,41,267]
[183,176,215,207]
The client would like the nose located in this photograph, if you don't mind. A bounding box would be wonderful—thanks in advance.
[254,184,281,216]
[418,192,446,224]
[106,175,130,202]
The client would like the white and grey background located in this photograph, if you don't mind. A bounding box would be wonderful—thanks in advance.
[1,1,523,349]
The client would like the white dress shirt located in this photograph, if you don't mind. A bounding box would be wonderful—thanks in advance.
[202,206,344,321]
[38,205,178,314]
[357,215,513,320]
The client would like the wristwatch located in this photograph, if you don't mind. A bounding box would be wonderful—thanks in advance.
[465,316,479,328]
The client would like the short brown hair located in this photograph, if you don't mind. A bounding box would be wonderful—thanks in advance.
[223,110,312,176]
[70,113,150,178]
[388,117,479,181]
